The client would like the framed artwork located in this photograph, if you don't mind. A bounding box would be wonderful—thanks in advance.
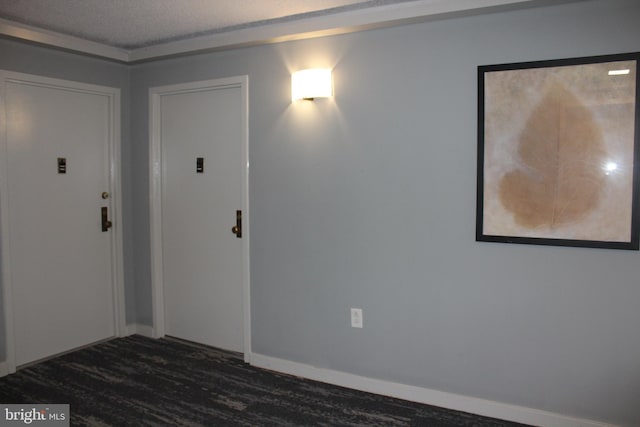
[477,52,640,250]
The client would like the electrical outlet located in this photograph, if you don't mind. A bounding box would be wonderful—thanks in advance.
[351,308,363,328]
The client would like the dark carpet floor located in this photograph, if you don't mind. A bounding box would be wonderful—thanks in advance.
[0,335,530,426]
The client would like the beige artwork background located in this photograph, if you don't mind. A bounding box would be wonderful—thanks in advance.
[482,60,636,242]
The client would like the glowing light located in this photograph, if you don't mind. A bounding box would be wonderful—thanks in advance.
[608,69,630,76]
[604,161,618,175]
[291,69,332,102]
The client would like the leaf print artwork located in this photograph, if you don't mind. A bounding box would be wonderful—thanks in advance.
[498,82,607,229]
[478,57,638,249]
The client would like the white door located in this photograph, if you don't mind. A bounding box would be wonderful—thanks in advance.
[0,72,121,368]
[155,80,246,353]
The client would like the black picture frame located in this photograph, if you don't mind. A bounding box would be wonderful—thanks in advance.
[477,52,640,250]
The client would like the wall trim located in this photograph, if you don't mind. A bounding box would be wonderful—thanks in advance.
[127,0,552,62]
[1,1,582,63]
[0,18,129,62]
[250,353,614,427]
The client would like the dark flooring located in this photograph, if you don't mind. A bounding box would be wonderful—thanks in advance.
[0,335,530,426]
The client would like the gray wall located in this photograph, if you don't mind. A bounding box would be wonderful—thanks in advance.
[0,0,638,425]
[131,1,640,425]
[0,38,135,357]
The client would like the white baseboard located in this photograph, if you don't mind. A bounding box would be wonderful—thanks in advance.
[0,361,8,378]
[124,323,156,338]
[250,353,613,427]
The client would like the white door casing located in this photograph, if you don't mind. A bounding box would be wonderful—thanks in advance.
[149,76,250,359]
[0,71,125,373]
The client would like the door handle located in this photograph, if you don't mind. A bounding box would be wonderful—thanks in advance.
[231,210,242,238]
[101,206,113,232]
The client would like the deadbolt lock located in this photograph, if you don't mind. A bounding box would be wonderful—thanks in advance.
[101,192,110,199]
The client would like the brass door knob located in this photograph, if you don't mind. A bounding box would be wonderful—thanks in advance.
[231,225,239,235]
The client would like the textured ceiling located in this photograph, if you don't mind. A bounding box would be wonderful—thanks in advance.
[0,0,414,49]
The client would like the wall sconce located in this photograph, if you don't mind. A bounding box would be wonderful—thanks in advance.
[291,68,333,101]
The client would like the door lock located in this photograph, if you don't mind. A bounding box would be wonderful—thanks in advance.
[231,210,242,238]
[101,206,113,232]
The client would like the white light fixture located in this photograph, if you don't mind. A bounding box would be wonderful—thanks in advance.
[291,68,332,101]
[608,69,630,76]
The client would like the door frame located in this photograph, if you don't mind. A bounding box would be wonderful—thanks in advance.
[148,76,251,362]
[0,71,126,375]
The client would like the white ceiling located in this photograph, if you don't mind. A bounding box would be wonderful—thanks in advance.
[0,0,580,62]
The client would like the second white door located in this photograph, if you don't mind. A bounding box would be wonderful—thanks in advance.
[158,82,245,353]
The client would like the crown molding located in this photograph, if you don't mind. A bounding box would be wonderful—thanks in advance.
[1,0,583,63]
[128,0,551,62]
[0,18,129,62]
